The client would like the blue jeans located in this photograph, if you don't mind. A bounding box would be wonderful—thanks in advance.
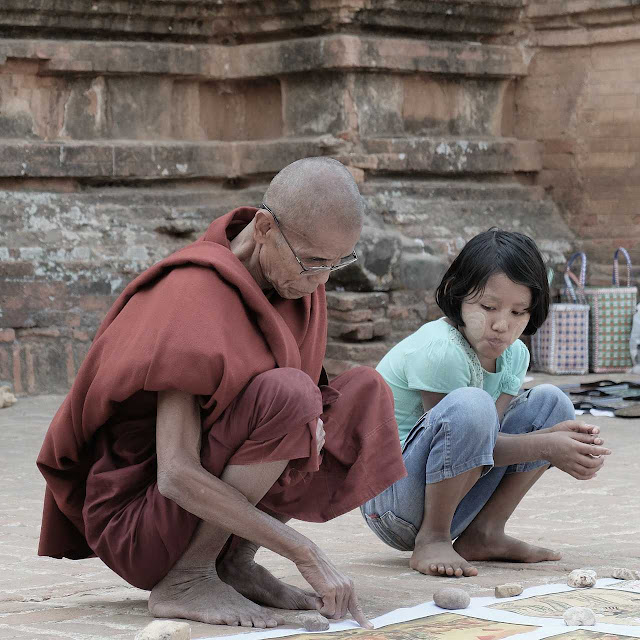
[360,385,575,551]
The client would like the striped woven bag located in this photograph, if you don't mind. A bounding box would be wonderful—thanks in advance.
[532,256,590,375]
[561,248,637,372]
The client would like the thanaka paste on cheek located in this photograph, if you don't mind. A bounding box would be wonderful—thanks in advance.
[461,310,486,342]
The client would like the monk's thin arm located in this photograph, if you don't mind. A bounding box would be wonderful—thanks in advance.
[155,389,316,565]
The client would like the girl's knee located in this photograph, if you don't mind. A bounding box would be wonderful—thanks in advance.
[528,384,575,421]
[439,387,498,439]
[446,387,496,420]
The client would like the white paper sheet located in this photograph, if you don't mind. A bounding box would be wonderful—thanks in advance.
[204,579,640,640]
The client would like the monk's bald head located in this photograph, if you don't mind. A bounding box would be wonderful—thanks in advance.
[263,157,364,236]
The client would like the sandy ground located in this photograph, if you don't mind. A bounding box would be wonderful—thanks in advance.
[0,372,638,639]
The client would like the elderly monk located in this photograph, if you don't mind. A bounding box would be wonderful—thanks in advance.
[37,157,406,629]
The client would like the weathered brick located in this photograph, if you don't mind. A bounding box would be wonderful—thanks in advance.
[0,329,15,343]
[372,318,392,338]
[542,153,575,170]
[324,357,358,379]
[328,321,374,342]
[0,344,11,381]
[16,328,62,338]
[326,291,389,312]
[325,340,391,363]
[328,308,374,323]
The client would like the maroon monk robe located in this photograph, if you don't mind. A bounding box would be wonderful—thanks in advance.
[37,207,406,589]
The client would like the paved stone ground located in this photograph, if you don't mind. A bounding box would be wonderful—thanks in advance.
[0,373,638,639]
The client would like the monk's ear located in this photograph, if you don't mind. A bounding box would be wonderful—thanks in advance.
[253,209,275,245]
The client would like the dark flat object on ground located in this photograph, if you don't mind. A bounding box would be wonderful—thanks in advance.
[572,399,631,412]
[614,405,640,419]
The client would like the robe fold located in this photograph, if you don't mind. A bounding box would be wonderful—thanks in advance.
[37,207,406,589]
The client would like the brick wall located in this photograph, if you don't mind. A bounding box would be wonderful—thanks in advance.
[0,1,579,394]
[521,0,640,284]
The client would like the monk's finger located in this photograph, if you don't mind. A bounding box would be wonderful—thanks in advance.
[335,588,347,621]
[348,592,373,629]
[319,590,337,619]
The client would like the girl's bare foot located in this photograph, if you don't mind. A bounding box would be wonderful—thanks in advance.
[149,567,284,628]
[410,534,478,577]
[454,527,561,563]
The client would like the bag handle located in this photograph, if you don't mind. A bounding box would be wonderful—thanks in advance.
[613,247,632,287]
[564,252,587,303]
[564,271,587,304]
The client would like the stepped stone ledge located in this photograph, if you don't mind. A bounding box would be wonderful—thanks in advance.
[0,1,525,42]
[528,0,640,46]
[0,137,542,179]
[0,36,527,79]
[348,137,542,174]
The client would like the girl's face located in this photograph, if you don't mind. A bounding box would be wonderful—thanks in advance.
[460,272,531,369]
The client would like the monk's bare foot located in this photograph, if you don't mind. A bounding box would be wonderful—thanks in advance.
[218,543,322,611]
[410,534,478,577]
[149,568,284,628]
[454,528,562,563]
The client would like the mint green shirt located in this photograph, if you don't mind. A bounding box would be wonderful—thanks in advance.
[376,318,530,446]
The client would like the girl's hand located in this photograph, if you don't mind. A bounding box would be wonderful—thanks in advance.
[541,430,611,480]
[548,420,603,445]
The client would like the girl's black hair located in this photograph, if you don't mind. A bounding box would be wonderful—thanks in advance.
[435,229,550,336]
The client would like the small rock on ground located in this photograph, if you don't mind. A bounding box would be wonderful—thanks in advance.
[433,587,470,610]
[0,386,16,409]
[495,583,523,598]
[611,568,640,580]
[135,620,191,640]
[568,569,597,588]
[298,612,330,631]
[564,607,596,626]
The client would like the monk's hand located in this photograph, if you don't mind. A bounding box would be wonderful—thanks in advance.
[541,427,611,481]
[316,418,325,455]
[295,545,373,629]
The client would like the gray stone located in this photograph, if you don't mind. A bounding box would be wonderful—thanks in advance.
[397,252,449,291]
[298,612,330,631]
[563,607,596,626]
[433,587,471,610]
[0,386,17,409]
[134,620,191,640]
[611,568,640,580]
[568,569,597,588]
[495,583,523,598]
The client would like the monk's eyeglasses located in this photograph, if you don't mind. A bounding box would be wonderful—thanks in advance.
[260,203,358,276]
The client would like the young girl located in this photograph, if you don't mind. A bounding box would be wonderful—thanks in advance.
[361,230,611,577]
